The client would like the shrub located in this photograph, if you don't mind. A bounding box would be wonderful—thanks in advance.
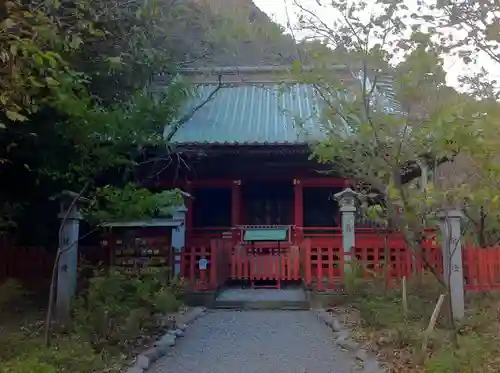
[426,334,491,373]
[0,279,25,314]
[343,258,394,299]
[153,288,181,314]
[345,265,500,373]
[0,335,106,373]
[73,267,182,349]
[168,275,189,299]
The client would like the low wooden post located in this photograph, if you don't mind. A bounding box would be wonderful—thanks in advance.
[420,294,446,357]
[402,276,408,318]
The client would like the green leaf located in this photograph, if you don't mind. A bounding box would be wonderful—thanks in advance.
[45,77,59,87]
[1,18,15,31]
[70,35,83,49]
[5,110,27,122]
[291,60,303,76]
[106,56,123,67]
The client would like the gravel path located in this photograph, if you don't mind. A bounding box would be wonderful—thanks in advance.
[148,310,356,373]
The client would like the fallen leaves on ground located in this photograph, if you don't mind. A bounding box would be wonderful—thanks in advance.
[328,296,500,373]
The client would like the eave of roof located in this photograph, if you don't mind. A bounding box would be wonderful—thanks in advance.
[165,83,326,145]
[162,65,402,146]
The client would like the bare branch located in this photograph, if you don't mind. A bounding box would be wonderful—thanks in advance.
[165,74,224,143]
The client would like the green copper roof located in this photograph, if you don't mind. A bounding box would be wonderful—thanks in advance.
[166,84,325,145]
[165,80,401,146]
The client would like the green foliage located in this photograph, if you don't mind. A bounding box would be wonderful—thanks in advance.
[291,0,500,248]
[343,261,444,326]
[423,294,500,373]
[0,336,106,373]
[0,0,84,126]
[342,259,377,297]
[0,270,183,372]
[1,0,185,125]
[289,1,500,369]
[73,267,182,348]
[0,279,24,313]
[1,0,196,236]
[0,283,109,373]
[52,78,193,184]
[426,334,492,373]
[340,261,500,371]
[356,295,406,329]
[86,184,184,223]
[209,7,286,46]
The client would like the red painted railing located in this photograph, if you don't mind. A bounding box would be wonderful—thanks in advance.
[229,243,300,288]
[354,231,442,284]
[0,246,53,284]
[302,230,443,291]
[0,245,105,289]
[6,235,500,294]
[301,237,343,291]
[301,227,342,238]
[463,246,500,291]
[180,239,232,291]
[356,230,442,274]
[187,227,233,247]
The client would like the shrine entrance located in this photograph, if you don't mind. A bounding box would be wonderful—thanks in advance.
[242,181,293,225]
[227,182,297,288]
[229,226,301,289]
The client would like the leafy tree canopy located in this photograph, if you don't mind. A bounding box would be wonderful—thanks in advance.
[287,0,500,246]
[0,0,200,236]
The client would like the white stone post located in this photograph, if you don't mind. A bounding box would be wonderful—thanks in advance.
[334,188,360,273]
[438,209,465,320]
[171,205,187,276]
[51,190,89,324]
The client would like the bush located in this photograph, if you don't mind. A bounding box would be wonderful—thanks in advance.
[355,295,405,328]
[153,288,181,314]
[0,333,107,373]
[73,267,182,349]
[343,262,500,373]
[0,279,25,314]
[426,334,491,373]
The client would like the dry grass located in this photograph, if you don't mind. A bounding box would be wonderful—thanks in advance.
[329,272,500,373]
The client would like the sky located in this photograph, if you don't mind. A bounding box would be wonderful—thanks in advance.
[253,0,497,91]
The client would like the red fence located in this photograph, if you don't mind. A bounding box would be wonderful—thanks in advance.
[0,245,105,289]
[302,232,500,292]
[0,246,54,286]
[5,236,500,293]
[302,236,343,291]
[187,227,233,247]
[302,231,443,291]
[180,239,232,291]
[229,243,300,288]
[463,246,500,291]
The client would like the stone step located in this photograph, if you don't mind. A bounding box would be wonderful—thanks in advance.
[213,299,310,310]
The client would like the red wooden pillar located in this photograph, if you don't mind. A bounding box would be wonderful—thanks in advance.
[231,180,241,243]
[185,182,194,246]
[293,178,303,242]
